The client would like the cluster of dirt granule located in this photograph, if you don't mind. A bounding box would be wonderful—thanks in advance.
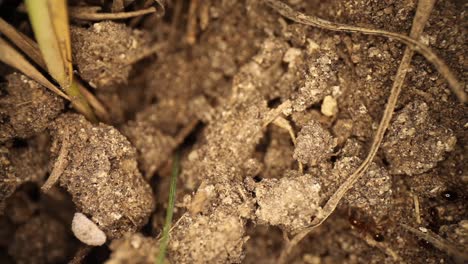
[0,0,467,263]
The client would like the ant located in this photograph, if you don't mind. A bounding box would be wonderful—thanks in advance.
[347,208,387,242]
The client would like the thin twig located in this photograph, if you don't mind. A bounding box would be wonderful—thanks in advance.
[69,245,92,264]
[69,6,157,21]
[401,223,468,262]
[276,0,437,262]
[168,0,183,49]
[262,100,292,127]
[174,119,200,146]
[42,128,70,192]
[351,231,404,263]
[186,0,199,45]
[124,42,167,65]
[129,0,166,27]
[264,0,466,103]
[412,193,422,224]
[199,0,211,30]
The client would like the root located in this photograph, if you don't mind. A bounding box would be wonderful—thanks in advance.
[272,116,303,174]
[69,245,91,264]
[275,0,438,262]
[125,42,167,65]
[351,231,403,263]
[264,0,466,103]
[69,6,158,21]
[262,100,292,127]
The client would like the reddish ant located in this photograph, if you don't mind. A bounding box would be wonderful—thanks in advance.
[347,208,388,242]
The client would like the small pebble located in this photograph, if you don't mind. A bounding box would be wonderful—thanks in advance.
[321,95,338,117]
[72,212,107,246]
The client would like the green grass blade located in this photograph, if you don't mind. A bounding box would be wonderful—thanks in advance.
[156,153,179,264]
[25,0,71,87]
[25,0,96,121]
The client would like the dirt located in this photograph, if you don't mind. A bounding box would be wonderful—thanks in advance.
[0,0,467,263]
[0,73,64,143]
[49,114,154,240]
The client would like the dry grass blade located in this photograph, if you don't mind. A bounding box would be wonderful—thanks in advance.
[76,81,110,122]
[26,0,96,121]
[401,224,468,262]
[69,6,157,21]
[275,0,438,262]
[0,18,46,69]
[0,37,68,99]
[1,16,108,122]
[265,0,466,103]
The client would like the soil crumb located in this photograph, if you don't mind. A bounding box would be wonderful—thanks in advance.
[294,120,336,166]
[169,207,247,264]
[383,100,457,175]
[254,171,322,232]
[107,233,158,264]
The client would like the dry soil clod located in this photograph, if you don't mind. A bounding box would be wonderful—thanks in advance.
[49,113,154,239]
[70,21,150,90]
[0,73,64,143]
[293,120,336,167]
[254,172,322,232]
[382,101,456,175]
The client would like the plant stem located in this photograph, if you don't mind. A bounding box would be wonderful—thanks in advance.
[68,79,97,122]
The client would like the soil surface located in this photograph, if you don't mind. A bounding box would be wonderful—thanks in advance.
[0,0,467,263]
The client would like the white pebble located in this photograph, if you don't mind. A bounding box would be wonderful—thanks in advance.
[72,212,107,246]
[321,95,338,117]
